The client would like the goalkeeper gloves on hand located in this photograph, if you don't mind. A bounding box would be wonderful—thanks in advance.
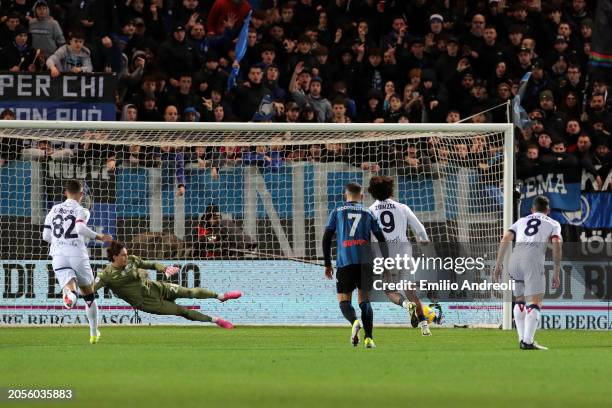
[164,266,180,278]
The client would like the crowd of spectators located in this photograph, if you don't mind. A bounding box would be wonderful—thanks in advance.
[0,0,609,189]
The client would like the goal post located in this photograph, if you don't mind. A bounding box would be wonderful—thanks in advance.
[0,120,514,328]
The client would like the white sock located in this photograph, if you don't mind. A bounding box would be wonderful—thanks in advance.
[401,300,410,309]
[513,303,526,342]
[85,300,99,337]
[524,305,541,344]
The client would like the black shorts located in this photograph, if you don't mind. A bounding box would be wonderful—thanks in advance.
[336,264,373,294]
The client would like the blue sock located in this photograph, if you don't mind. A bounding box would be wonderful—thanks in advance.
[339,301,357,324]
[359,301,373,338]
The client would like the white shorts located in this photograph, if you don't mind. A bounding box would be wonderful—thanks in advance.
[509,259,545,298]
[52,256,94,289]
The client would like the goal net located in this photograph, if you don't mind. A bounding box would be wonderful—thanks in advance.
[0,121,513,328]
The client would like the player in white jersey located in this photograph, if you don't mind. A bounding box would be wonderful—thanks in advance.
[368,176,433,336]
[42,180,113,344]
[494,195,562,350]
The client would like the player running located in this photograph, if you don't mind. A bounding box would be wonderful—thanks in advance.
[323,182,388,349]
[42,180,113,344]
[95,241,241,329]
[494,195,562,350]
[367,176,433,336]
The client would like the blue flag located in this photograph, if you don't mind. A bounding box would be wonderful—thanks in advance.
[512,72,533,131]
[227,11,253,91]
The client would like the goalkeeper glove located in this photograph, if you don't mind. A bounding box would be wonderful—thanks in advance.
[164,265,180,278]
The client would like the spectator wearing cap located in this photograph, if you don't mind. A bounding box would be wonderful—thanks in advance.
[537,131,553,156]
[403,36,433,72]
[428,14,445,36]
[593,140,611,171]
[450,65,475,114]
[312,46,332,92]
[0,25,42,72]
[264,63,286,101]
[46,30,92,77]
[539,89,567,136]
[421,70,448,123]
[29,0,65,59]
[504,25,524,62]
[434,35,460,85]
[283,101,301,123]
[139,94,163,121]
[104,20,139,74]
[117,50,146,102]
[507,4,535,39]
[183,106,201,122]
[578,18,593,47]
[156,24,201,86]
[330,48,358,95]
[130,17,159,52]
[206,0,251,36]
[545,35,572,69]
[289,62,331,122]
[0,13,22,48]
[359,90,384,123]
[523,59,557,112]
[193,52,227,96]
[514,46,534,78]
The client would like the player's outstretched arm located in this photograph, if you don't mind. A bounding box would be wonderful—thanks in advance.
[133,256,178,278]
[494,230,514,282]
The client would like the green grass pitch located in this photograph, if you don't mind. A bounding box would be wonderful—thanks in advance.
[1,327,611,408]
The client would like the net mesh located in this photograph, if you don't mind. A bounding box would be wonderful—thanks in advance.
[0,122,510,327]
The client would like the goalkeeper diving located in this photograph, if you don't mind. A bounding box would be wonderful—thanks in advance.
[95,241,242,329]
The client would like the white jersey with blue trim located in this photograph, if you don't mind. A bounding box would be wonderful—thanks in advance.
[509,212,562,265]
[369,199,429,243]
[43,199,91,258]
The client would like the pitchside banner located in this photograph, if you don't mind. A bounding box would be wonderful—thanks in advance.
[0,256,609,329]
[0,73,116,121]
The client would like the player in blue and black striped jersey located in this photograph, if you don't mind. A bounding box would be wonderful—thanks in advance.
[322,182,387,349]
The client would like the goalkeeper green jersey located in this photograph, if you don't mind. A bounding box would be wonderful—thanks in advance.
[94,255,166,308]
